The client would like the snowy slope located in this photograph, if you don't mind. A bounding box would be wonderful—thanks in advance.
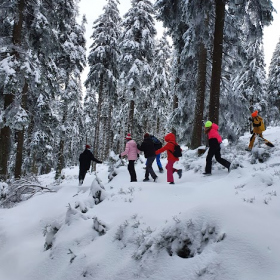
[0,127,280,280]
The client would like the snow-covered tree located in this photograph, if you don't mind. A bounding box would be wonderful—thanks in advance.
[85,0,122,160]
[267,37,280,125]
[119,0,157,136]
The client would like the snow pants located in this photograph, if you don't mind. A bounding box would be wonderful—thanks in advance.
[248,133,274,149]
[166,160,178,183]
[128,160,137,182]
[205,145,230,174]
[145,156,157,180]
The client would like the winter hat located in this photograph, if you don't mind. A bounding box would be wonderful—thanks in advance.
[144,133,150,139]
[85,144,91,149]
[251,110,258,118]
[205,121,212,128]
[125,133,132,140]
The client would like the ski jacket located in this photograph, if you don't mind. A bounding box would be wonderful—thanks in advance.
[207,123,222,143]
[121,140,140,160]
[155,133,179,162]
[138,138,156,158]
[251,116,265,134]
[79,149,102,170]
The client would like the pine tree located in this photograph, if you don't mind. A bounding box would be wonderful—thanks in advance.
[85,0,122,161]
[119,0,156,135]
[267,37,280,125]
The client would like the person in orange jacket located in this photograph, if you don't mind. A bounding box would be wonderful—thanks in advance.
[155,133,182,184]
[246,110,274,151]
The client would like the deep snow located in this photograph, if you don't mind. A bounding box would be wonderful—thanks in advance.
[0,127,280,280]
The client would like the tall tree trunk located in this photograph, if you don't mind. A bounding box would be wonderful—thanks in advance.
[15,80,28,178]
[128,98,135,133]
[172,91,178,135]
[105,104,113,159]
[208,0,225,124]
[0,0,26,180]
[191,43,207,149]
[55,106,67,180]
[92,76,104,171]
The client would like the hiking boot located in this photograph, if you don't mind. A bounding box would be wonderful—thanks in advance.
[169,182,175,185]
[159,168,164,173]
[143,178,149,182]
[79,180,83,186]
[202,172,211,176]
[245,147,252,151]
[154,176,158,182]
[228,164,231,173]
[177,169,182,179]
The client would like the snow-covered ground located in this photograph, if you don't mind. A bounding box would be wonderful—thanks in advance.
[1,127,280,280]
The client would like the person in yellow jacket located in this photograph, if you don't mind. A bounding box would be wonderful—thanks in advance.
[246,110,274,151]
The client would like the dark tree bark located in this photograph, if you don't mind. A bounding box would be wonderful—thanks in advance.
[208,0,225,124]
[0,0,26,180]
[128,97,135,133]
[15,81,28,178]
[191,43,207,149]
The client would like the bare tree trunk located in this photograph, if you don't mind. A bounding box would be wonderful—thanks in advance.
[128,99,135,133]
[0,0,26,180]
[15,81,28,178]
[209,0,225,124]
[104,104,113,158]
[55,108,67,180]
[171,94,178,135]
[92,76,104,171]
[191,43,207,149]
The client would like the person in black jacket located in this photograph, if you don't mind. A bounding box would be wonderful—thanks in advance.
[137,133,157,182]
[79,144,102,185]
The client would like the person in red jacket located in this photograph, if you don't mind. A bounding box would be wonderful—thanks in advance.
[203,121,231,175]
[155,133,182,184]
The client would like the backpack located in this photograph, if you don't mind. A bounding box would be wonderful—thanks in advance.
[150,135,162,149]
[260,118,265,132]
[170,143,182,158]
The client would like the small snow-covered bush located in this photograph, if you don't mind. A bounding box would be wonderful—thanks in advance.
[0,176,55,208]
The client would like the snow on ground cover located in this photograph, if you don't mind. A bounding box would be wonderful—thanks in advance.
[0,127,280,280]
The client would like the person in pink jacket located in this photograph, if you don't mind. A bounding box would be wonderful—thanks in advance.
[119,133,140,182]
[203,121,231,175]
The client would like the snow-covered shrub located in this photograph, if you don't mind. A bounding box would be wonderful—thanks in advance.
[108,151,119,182]
[0,176,54,208]
[43,221,61,250]
[90,174,107,204]
[251,147,270,163]
[92,216,107,236]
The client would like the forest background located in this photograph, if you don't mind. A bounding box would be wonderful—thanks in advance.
[0,0,280,183]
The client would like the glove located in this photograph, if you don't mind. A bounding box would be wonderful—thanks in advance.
[250,130,253,134]
[248,117,253,122]
[119,154,121,159]
[137,154,139,158]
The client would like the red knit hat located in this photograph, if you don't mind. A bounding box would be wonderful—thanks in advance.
[85,144,90,149]
[251,110,258,118]
[125,133,132,140]
[144,133,150,139]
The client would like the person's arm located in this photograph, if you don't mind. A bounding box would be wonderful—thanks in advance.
[91,152,102,164]
[155,143,168,155]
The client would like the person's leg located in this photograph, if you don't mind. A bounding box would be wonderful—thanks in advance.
[259,134,274,147]
[205,148,215,174]
[146,156,157,180]
[128,160,137,181]
[248,133,257,150]
[79,167,87,184]
[215,147,231,170]
[156,154,163,172]
[166,160,175,183]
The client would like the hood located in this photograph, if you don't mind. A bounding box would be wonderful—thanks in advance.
[211,123,219,131]
[164,133,176,143]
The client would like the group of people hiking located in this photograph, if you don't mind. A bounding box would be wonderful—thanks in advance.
[119,132,182,184]
[78,110,274,184]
